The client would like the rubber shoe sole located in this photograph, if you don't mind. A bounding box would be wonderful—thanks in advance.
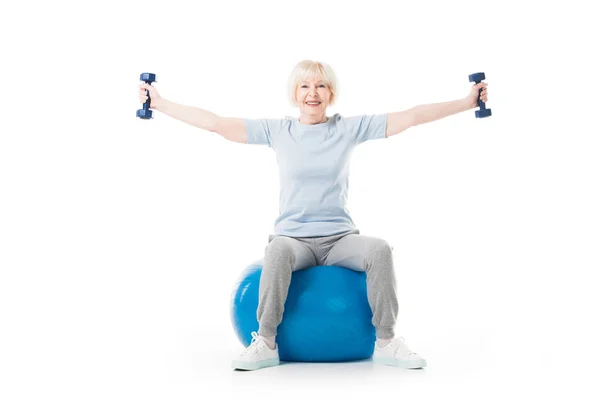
[373,356,427,369]
[232,357,280,371]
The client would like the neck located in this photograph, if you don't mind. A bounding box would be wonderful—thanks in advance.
[298,113,328,125]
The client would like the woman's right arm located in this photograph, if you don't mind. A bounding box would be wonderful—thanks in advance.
[139,83,247,143]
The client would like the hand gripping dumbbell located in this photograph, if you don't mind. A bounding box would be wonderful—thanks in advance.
[137,72,156,119]
[468,72,492,118]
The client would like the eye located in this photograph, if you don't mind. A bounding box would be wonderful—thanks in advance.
[319,84,326,88]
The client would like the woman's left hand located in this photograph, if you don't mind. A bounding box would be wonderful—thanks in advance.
[466,82,488,109]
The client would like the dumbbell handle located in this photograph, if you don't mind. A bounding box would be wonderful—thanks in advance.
[477,85,485,110]
[471,77,486,110]
[143,85,151,111]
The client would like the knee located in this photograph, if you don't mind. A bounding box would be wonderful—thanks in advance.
[264,237,296,266]
[367,239,394,265]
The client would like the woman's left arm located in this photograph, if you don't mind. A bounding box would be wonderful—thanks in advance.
[385,82,488,137]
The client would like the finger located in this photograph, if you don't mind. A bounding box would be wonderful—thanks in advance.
[140,86,153,96]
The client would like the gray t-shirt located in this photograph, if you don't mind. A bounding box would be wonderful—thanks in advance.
[245,113,387,237]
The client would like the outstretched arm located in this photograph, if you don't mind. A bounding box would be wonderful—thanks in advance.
[385,82,488,137]
[139,83,247,143]
[156,100,247,143]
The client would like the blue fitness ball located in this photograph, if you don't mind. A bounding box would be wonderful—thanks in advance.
[230,263,376,362]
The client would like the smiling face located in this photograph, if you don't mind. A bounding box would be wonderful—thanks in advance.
[295,77,332,124]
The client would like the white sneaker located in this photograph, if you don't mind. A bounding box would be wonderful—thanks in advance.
[373,337,427,369]
[232,332,280,371]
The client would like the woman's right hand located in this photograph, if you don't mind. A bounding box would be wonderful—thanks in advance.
[139,83,162,109]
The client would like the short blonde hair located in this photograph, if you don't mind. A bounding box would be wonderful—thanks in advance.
[287,60,338,107]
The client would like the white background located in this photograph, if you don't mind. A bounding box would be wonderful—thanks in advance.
[1,0,599,398]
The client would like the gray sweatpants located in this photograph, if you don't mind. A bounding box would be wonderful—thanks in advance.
[257,229,399,339]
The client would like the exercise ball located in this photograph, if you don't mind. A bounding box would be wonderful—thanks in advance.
[230,263,376,362]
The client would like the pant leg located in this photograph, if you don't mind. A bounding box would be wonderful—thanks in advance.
[323,233,398,339]
[257,236,317,337]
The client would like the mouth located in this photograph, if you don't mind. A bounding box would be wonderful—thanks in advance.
[305,101,321,107]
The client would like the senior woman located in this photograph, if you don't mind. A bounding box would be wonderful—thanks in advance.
[138,60,489,371]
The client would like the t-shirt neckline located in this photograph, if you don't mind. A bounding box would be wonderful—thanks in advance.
[293,114,336,129]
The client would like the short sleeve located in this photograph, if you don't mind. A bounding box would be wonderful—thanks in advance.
[244,118,281,147]
[348,114,388,144]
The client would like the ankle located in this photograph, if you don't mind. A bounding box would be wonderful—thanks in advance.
[376,337,393,347]
[260,335,276,350]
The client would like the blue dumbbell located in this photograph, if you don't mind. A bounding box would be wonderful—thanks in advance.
[468,72,491,118]
[137,72,156,119]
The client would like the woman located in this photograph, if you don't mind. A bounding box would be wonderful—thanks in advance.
[138,60,489,371]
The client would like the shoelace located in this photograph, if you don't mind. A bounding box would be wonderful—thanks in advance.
[394,337,417,357]
[242,332,264,356]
